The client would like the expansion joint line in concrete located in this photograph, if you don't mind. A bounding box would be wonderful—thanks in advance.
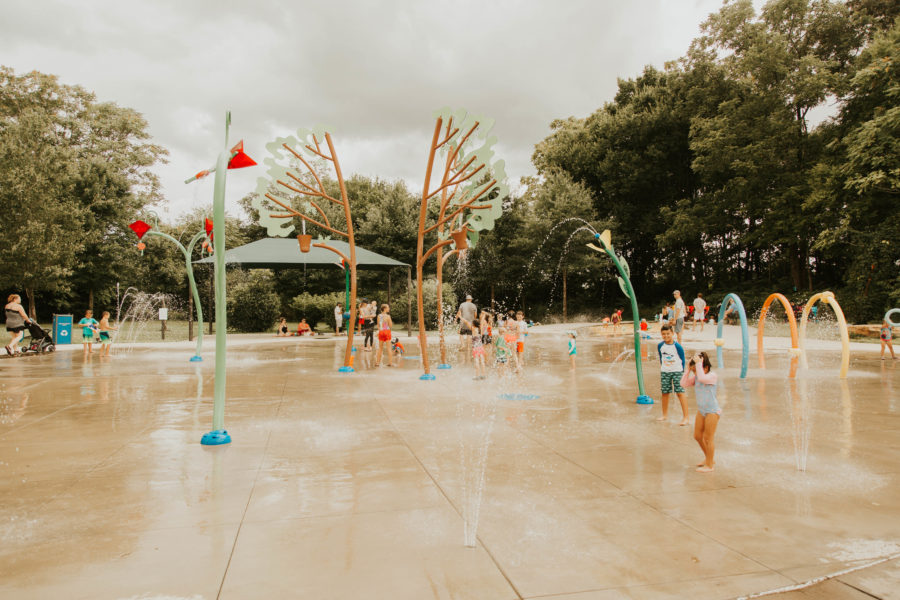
[739,553,900,599]
[370,396,525,600]
[215,379,288,599]
[510,425,776,579]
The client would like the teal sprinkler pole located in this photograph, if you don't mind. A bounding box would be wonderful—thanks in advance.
[185,111,256,446]
[587,230,653,405]
[130,213,209,362]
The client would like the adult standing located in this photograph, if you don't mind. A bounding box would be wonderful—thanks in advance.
[363,300,377,351]
[5,294,30,356]
[673,290,686,344]
[692,293,707,332]
[456,294,478,353]
[334,303,343,336]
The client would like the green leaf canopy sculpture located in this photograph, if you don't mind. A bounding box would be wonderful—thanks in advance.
[416,108,508,379]
[252,126,358,372]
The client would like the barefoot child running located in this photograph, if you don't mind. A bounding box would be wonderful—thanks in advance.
[375,303,394,367]
[98,311,118,357]
[472,319,486,379]
[682,351,720,472]
[881,319,896,360]
[567,330,577,371]
[656,324,689,425]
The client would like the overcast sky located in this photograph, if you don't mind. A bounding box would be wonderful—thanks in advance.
[2,0,748,221]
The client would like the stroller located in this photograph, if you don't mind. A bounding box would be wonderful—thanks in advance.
[21,321,55,355]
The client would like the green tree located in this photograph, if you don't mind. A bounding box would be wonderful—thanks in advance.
[70,102,167,310]
[807,19,900,319]
[686,0,858,291]
[0,68,88,317]
[0,67,167,318]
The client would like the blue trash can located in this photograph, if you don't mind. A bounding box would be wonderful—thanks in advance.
[52,314,73,345]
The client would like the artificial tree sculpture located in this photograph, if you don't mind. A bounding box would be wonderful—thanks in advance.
[416,108,507,379]
[252,127,358,372]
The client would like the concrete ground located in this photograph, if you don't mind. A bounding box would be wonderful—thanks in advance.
[1,325,898,599]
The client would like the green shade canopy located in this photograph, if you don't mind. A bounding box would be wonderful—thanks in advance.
[194,238,408,270]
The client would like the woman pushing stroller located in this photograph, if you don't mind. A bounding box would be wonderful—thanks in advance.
[5,294,31,356]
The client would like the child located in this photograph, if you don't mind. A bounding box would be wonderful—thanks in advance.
[375,303,394,367]
[503,313,518,366]
[78,310,100,356]
[495,332,510,367]
[682,351,720,472]
[98,311,117,357]
[472,319,486,379]
[611,309,621,334]
[391,337,404,358]
[567,330,577,371]
[515,310,528,368]
[480,310,494,360]
[656,324,689,425]
[640,318,651,340]
[881,319,896,360]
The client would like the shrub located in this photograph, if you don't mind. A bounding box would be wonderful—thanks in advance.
[227,271,281,332]
[289,291,344,330]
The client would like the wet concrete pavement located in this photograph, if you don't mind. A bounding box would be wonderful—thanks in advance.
[1,328,898,599]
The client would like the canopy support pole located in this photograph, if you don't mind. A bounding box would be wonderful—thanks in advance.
[407,266,412,337]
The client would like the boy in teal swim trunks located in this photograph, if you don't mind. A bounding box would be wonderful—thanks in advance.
[78,310,100,356]
[567,330,577,371]
[656,324,689,425]
[98,311,117,357]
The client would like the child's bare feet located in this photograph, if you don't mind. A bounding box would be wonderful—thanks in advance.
[656,416,667,421]
[679,419,689,426]
[696,465,714,472]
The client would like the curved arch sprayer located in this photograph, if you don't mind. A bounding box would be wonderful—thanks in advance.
[714,293,749,378]
[799,291,850,379]
[885,308,900,327]
[757,292,800,378]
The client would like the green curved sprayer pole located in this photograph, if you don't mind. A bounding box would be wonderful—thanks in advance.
[588,231,652,405]
[144,229,207,361]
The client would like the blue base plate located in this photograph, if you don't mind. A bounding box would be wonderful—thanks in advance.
[189,355,203,362]
[201,429,231,445]
[437,364,451,369]
[636,395,654,405]
[338,366,355,373]
[419,373,436,380]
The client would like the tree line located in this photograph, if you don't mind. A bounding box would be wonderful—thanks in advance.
[2,0,897,328]
[497,0,900,322]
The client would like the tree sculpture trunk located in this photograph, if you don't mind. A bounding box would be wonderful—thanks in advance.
[415,120,442,375]
[326,134,358,370]
[436,244,445,365]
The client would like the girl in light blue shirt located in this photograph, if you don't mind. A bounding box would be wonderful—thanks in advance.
[681,351,719,472]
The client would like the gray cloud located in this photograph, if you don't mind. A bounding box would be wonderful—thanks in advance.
[1,0,739,220]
